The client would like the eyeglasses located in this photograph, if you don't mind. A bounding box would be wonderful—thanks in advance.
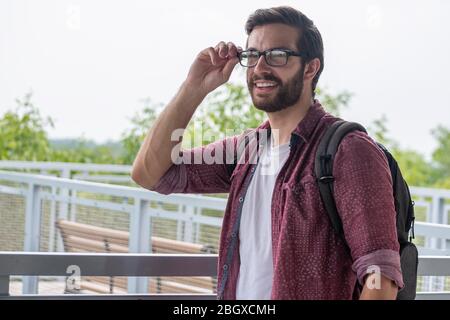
[237,48,307,67]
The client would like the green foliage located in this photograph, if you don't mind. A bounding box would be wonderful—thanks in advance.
[184,83,265,147]
[368,115,398,148]
[120,98,161,164]
[0,92,53,161]
[3,88,450,190]
[50,138,119,164]
[0,92,121,164]
[392,148,437,187]
[368,116,448,188]
[432,177,450,189]
[315,87,352,117]
[184,83,351,147]
[432,126,450,177]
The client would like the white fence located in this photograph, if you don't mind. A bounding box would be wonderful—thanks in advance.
[0,161,450,296]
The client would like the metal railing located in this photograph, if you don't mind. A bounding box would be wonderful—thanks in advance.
[0,252,448,300]
[416,256,450,300]
[0,252,217,299]
[0,160,132,183]
[1,162,450,295]
[0,170,225,294]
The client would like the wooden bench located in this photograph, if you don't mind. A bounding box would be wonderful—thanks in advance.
[55,219,217,294]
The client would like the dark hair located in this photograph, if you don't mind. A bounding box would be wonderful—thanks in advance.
[245,6,324,97]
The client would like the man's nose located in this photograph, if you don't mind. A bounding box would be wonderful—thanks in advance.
[253,54,271,73]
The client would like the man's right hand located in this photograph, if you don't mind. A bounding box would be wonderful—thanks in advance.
[185,41,242,96]
[132,42,241,190]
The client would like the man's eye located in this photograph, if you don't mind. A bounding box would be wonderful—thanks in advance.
[246,51,259,57]
[270,50,287,58]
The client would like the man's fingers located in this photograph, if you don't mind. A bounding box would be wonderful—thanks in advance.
[222,55,239,80]
[205,42,242,66]
[206,47,220,65]
[216,41,228,59]
[227,42,238,58]
[213,41,243,60]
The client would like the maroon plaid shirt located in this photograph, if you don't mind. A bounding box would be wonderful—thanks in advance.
[151,100,403,299]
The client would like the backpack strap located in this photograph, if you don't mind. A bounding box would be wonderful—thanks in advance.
[314,120,367,236]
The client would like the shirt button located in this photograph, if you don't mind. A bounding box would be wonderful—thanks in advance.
[251,167,255,173]
[223,264,229,271]
[238,197,244,203]
[231,232,237,238]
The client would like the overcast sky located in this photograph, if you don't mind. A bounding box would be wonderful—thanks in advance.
[1,0,449,160]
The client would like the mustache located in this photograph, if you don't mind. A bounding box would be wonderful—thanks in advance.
[250,74,281,85]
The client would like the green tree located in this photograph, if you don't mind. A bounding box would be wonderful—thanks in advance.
[50,138,119,164]
[430,126,450,188]
[183,83,352,148]
[368,115,439,187]
[367,115,398,148]
[0,92,53,161]
[0,92,122,164]
[315,87,352,117]
[184,83,265,147]
[120,98,161,164]
[392,149,437,187]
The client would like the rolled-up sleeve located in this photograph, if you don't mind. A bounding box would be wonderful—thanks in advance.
[150,135,239,195]
[333,132,404,289]
[352,249,404,288]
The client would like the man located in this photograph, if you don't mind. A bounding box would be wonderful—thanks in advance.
[132,6,403,300]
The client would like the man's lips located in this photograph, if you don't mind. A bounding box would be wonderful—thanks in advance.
[253,81,279,94]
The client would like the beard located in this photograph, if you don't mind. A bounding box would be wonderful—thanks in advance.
[247,64,305,113]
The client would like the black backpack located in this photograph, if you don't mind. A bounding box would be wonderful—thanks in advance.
[315,120,418,300]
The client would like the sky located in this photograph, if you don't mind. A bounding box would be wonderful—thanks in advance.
[1,0,449,160]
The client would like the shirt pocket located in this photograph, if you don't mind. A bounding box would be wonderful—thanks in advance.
[282,174,323,219]
[283,174,317,194]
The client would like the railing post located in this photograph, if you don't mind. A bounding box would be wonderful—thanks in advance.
[427,195,446,291]
[177,205,184,241]
[0,276,10,296]
[56,168,71,253]
[58,168,71,220]
[183,205,194,243]
[22,184,42,294]
[48,186,57,252]
[194,206,201,244]
[128,198,151,294]
[69,190,77,222]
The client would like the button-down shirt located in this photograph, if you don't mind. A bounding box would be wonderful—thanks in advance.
[150,100,404,299]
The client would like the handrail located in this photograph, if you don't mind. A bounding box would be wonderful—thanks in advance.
[0,252,218,277]
[0,170,227,209]
[0,252,449,300]
[1,166,450,296]
[0,252,218,299]
[0,160,132,173]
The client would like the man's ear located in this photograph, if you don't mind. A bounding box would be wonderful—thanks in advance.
[303,58,321,82]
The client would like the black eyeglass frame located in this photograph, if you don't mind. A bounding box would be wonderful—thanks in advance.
[237,48,308,67]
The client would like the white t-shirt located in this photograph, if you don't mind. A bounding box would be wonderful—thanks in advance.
[236,137,291,300]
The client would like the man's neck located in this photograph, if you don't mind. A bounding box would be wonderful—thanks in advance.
[267,94,314,147]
